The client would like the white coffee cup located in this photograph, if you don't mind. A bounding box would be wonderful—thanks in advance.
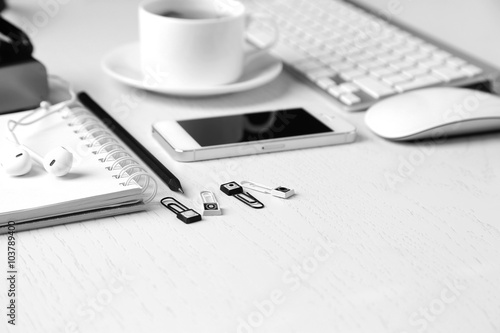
[139,0,278,86]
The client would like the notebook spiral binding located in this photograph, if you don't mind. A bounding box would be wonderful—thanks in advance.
[62,104,157,203]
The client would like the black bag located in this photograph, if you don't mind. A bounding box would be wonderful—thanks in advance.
[0,15,48,114]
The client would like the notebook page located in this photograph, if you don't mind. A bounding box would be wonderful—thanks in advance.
[0,108,143,222]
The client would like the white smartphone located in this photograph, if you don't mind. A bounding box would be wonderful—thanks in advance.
[152,107,356,162]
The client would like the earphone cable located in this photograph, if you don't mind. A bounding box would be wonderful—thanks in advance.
[7,75,76,144]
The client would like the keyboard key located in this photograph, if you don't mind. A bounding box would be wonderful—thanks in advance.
[431,66,467,82]
[354,38,377,49]
[294,38,322,51]
[281,36,299,47]
[358,58,386,71]
[248,29,276,49]
[339,82,360,93]
[378,53,402,64]
[403,67,429,77]
[461,64,483,77]
[293,59,323,71]
[405,36,425,48]
[290,29,313,41]
[371,66,398,78]
[339,45,363,57]
[433,50,452,60]
[353,76,395,98]
[347,52,373,63]
[340,68,366,81]
[405,51,430,62]
[306,67,337,80]
[390,59,415,71]
[307,46,335,57]
[419,43,438,53]
[318,54,344,64]
[446,57,467,68]
[382,73,412,85]
[418,58,443,69]
[316,77,337,90]
[327,85,344,98]
[339,93,361,105]
[394,74,442,92]
[330,61,356,72]
[393,44,417,56]
[382,38,406,49]
[365,46,391,57]
[272,43,309,63]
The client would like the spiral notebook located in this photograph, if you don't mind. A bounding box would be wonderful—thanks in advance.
[0,104,157,232]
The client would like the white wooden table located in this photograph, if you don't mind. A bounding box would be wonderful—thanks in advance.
[2,0,500,332]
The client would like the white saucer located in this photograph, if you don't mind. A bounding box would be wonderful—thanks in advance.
[101,42,283,97]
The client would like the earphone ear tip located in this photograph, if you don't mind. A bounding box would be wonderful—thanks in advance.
[43,146,74,177]
[1,148,33,176]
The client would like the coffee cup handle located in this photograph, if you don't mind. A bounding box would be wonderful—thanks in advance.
[244,14,279,65]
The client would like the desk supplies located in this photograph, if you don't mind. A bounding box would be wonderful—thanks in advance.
[241,181,295,199]
[247,0,496,111]
[200,191,222,216]
[233,192,265,209]
[153,107,356,162]
[365,87,500,141]
[161,197,202,224]
[220,181,265,209]
[5,81,77,177]
[220,181,244,196]
[0,104,157,233]
[77,92,184,193]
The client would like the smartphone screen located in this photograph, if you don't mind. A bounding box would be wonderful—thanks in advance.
[177,108,333,147]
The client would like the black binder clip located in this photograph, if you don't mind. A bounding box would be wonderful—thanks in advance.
[220,181,244,196]
[220,181,265,209]
[160,197,202,224]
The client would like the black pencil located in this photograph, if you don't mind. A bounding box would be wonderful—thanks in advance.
[77,92,184,194]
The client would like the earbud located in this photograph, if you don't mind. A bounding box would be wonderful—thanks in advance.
[1,145,73,177]
[0,147,33,176]
[3,83,77,177]
[23,146,73,177]
[43,146,73,177]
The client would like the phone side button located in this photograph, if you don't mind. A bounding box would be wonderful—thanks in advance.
[262,144,285,150]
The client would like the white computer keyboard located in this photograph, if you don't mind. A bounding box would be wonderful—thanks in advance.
[247,0,491,111]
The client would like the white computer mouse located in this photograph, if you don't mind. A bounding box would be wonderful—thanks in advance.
[365,87,500,141]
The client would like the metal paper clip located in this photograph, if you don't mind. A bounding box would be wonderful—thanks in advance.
[160,197,202,224]
[234,192,265,209]
[200,191,222,216]
[241,181,295,199]
[220,181,265,209]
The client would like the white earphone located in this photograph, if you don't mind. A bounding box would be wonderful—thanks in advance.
[0,146,32,176]
[0,144,74,177]
[1,76,76,177]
